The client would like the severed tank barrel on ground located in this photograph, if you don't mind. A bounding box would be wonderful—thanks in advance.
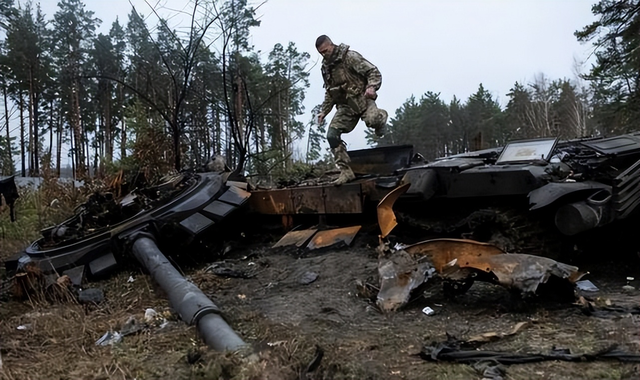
[130,234,246,351]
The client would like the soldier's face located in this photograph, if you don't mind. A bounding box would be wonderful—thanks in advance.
[317,41,334,59]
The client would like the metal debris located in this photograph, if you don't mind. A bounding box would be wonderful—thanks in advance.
[375,238,584,310]
[473,362,505,380]
[375,174,585,303]
[477,253,583,294]
[348,145,414,176]
[250,182,365,215]
[144,308,158,322]
[377,183,410,238]
[376,249,435,312]
[422,306,435,315]
[404,238,504,273]
[420,337,640,364]
[120,316,144,336]
[272,225,362,251]
[272,228,317,248]
[205,262,252,278]
[96,331,123,346]
[62,266,86,287]
[575,279,599,292]
[404,239,584,295]
[306,226,361,250]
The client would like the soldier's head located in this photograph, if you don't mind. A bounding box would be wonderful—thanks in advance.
[315,35,334,59]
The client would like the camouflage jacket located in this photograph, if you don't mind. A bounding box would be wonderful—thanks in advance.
[320,44,382,116]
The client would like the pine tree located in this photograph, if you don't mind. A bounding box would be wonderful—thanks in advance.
[576,0,640,133]
[52,0,99,178]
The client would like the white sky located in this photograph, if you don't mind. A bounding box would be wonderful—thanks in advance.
[37,0,597,152]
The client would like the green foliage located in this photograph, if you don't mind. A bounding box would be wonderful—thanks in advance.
[123,100,174,181]
[384,79,591,160]
[271,160,329,188]
[0,1,54,176]
[575,0,640,133]
[0,0,635,183]
[306,104,326,162]
[0,134,16,175]
[376,92,452,160]
[52,0,100,177]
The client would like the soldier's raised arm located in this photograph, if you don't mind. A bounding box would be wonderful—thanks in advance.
[347,50,382,92]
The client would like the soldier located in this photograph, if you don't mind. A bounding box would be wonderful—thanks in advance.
[316,35,388,185]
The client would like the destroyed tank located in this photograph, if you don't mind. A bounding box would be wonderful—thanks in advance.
[390,133,640,256]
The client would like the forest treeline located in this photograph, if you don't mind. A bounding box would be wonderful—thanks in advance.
[0,0,638,180]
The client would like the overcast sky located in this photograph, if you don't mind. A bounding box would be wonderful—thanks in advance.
[39,0,598,150]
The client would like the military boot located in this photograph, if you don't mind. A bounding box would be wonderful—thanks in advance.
[332,144,356,186]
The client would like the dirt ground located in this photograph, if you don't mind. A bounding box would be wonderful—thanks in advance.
[2,222,640,380]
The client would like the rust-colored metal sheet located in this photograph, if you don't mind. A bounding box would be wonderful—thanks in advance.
[249,183,364,215]
[306,226,361,250]
[404,238,504,273]
[377,183,410,238]
[249,189,294,214]
[403,238,584,294]
[272,229,318,248]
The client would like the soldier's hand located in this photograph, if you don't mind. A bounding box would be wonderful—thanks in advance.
[318,112,326,124]
[364,86,377,99]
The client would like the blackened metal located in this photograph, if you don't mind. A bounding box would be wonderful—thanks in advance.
[12,173,226,276]
[202,200,236,220]
[322,184,362,213]
[528,181,610,211]
[218,184,251,206]
[348,145,413,175]
[613,158,640,218]
[179,212,215,235]
[87,252,118,277]
[62,265,86,287]
[420,339,640,364]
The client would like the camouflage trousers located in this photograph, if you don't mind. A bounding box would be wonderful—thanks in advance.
[326,99,388,149]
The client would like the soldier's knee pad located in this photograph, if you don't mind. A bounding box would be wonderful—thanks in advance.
[364,108,388,130]
[327,128,342,149]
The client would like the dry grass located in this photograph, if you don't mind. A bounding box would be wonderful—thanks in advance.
[0,270,267,380]
[0,179,84,258]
